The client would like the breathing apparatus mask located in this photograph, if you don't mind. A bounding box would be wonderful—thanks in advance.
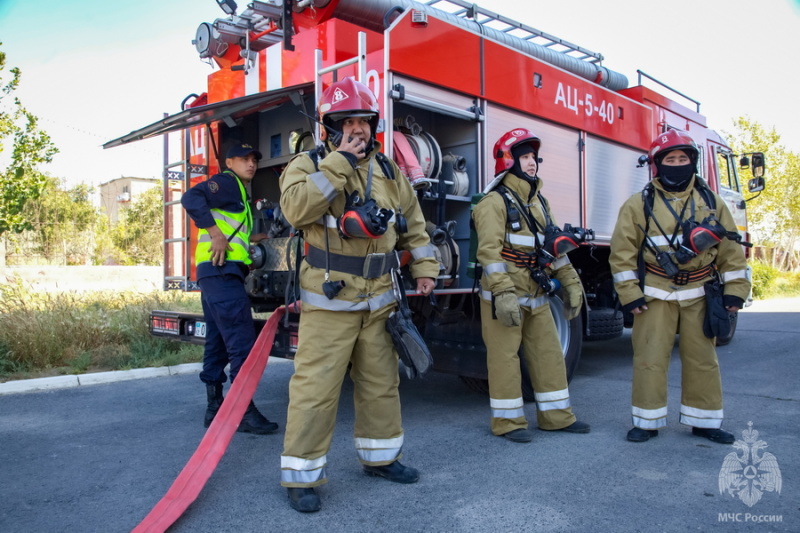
[538,223,595,267]
[337,190,393,239]
[674,216,746,263]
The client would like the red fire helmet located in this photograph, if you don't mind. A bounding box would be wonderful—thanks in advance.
[318,77,379,141]
[647,129,699,178]
[493,128,541,176]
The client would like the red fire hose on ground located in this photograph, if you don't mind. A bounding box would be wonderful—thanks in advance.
[132,306,287,533]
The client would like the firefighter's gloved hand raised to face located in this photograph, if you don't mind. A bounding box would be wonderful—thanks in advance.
[493,290,521,327]
[564,283,583,321]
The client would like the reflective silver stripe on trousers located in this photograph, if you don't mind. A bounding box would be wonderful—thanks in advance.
[482,262,508,275]
[299,288,396,312]
[355,435,404,463]
[534,388,571,411]
[631,405,667,429]
[280,455,327,484]
[210,211,250,235]
[679,405,723,429]
[480,290,549,310]
[309,171,338,203]
[506,232,546,247]
[613,270,638,283]
[722,269,747,282]
[643,285,706,301]
[490,397,525,419]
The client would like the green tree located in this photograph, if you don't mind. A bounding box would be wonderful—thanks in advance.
[111,186,163,265]
[0,43,58,236]
[23,176,100,264]
[723,116,800,270]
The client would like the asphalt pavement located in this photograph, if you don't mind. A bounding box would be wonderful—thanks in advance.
[1,298,797,532]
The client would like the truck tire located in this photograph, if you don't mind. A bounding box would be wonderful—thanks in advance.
[714,310,738,346]
[584,307,624,341]
[459,296,583,402]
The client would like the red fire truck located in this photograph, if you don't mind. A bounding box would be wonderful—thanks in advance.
[105,0,764,393]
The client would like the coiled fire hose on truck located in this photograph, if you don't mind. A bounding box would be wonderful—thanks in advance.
[132,305,289,533]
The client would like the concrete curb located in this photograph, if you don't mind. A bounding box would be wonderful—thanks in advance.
[0,359,293,396]
[0,363,203,396]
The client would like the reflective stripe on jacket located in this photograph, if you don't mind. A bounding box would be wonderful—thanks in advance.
[195,171,252,266]
[609,176,750,307]
[472,172,581,299]
[279,141,439,312]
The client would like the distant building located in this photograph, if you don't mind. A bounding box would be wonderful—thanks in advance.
[99,176,159,223]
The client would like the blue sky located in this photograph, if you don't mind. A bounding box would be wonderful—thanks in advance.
[1,0,798,188]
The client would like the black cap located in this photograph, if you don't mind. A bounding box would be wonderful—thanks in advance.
[511,142,537,160]
[226,143,262,160]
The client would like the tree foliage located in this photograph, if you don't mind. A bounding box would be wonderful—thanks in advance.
[110,186,163,265]
[0,43,59,236]
[723,116,800,270]
[22,176,100,263]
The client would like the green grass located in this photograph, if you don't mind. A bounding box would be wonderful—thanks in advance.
[0,280,203,382]
[749,260,800,299]
[1,261,797,382]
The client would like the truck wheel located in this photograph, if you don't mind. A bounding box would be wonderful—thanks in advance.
[715,310,738,346]
[458,297,583,402]
[584,307,624,341]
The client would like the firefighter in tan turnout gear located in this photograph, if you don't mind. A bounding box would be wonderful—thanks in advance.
[610,129,751,444]
[278,78,438,513]
[472,128,591,443]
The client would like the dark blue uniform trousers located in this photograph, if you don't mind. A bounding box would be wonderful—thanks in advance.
[198,274,256,385]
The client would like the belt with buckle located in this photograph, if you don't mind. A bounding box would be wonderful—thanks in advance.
[646,262,715,286]
[305,246,399,279]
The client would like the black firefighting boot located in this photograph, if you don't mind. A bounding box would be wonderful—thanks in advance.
[204,382,224,428]
[238,401,279,434]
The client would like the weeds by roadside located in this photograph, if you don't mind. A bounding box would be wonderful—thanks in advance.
[1,260,796,383]
[0,280,203,382]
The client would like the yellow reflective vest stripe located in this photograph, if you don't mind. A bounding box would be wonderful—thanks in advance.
[196,172,252,266]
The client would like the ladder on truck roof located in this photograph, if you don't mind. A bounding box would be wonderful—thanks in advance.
[423,0,605,63]
[161,116,204,292]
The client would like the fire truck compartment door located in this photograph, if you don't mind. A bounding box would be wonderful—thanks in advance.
[103,83,314,149]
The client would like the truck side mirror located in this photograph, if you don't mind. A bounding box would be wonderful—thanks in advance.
[738,155,750,169]
[750,152,765,179]
[748,176,765,194]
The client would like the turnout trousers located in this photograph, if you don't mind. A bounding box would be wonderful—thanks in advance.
[480,298,576,434]
[197,274,256,384]
[631,296,723,430]
[281,304,404,488]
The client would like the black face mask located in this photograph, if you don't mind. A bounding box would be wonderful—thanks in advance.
[657,163,694,191]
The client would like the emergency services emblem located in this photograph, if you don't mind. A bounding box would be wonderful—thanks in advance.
[718,422,782,507]
[208,180,219,193]
[332,87,349,103]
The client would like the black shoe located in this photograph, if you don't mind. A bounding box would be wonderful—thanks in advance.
[543,421,591,434]
[501,428,533,442]
[627,427,659,442]
[203,383,224,428]
[287,487,321,513]
[692,427,735,444]
[238,402,279,434]
[363,461,420,484]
